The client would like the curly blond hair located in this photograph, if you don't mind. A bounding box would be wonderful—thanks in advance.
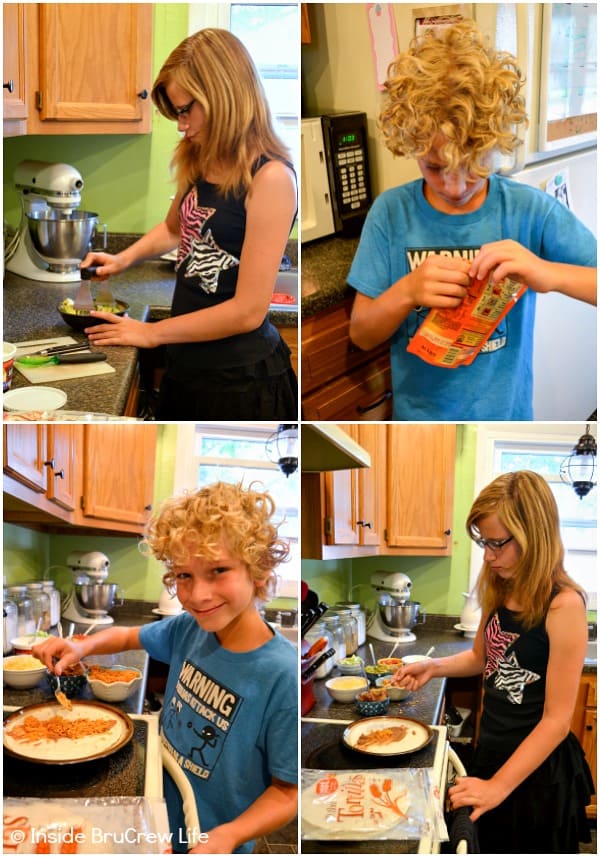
[380,19,527,177]
[141,482,290,601]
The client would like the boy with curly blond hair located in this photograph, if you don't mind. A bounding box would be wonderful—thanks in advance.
[34,482,298,855]
[349,20,596,420]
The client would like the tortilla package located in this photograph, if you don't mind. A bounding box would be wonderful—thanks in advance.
[406,273,527,368]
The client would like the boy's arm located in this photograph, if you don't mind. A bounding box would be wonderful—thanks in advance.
[350,255,470,350]
[32,626,142,674]
[470,240,597,306]
[188,778,298,854]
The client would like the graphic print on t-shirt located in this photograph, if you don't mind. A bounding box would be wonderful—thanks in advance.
[485,612,541,705]
[161,658,243,780]
[405,245,510,354]
[176,187,240,293]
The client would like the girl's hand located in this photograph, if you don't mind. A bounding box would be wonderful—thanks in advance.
[448,775,509,822]
[404,255,471,308]
[80,251,128,280]
[469,240,553,293]
[85,315,157,348]
[390,660,435,691]
[31,638,84,675]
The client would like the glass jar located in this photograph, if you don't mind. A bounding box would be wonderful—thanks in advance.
[25,583,51,631]
[323,614,347,663]
[41,580,61,628]
[5,585,35,636]
[334,609,359,656]
[335,601,367,647]
[304,622,336,678]
[3,592,18,654]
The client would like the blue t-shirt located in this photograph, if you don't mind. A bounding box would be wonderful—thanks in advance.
[348,174,596,420]
[139,613,297,854]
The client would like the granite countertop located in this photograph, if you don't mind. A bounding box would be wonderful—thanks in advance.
[301,236,359,318]
[4,236,297,416]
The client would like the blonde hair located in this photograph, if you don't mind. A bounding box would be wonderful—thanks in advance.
[152,28,291,197]
[142,481,290,602]
[380,19,527,177]
[467,471,585,629]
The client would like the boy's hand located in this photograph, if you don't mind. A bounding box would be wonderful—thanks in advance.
[405,255,471,308]
[32,638,84,675]
[469,240,552,293]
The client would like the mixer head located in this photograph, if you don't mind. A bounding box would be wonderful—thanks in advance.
[370,571,412,601]
[14,160,84,210]
[66,550,110,583]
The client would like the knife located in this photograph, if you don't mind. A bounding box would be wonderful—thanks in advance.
[29,343,90,356]
[16,351,107,366]
[301,648,336,683]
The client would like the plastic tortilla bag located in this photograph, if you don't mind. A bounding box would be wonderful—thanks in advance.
[301,768,448,841]
[406,273,527,368]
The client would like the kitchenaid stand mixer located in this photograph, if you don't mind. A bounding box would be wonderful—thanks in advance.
[61,550,119,626]
[5,160,98,282]
[367,571,425,642]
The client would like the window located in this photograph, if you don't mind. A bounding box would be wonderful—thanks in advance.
[188,4,299,171]
[471,424,597,608]
[174,424,298,596]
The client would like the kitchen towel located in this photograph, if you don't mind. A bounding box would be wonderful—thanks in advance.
[13,337,115,383]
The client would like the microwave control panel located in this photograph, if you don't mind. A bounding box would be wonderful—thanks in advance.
[333,131,368,214]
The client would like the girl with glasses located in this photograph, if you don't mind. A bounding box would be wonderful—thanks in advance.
[391,470,593,853]
[80,28,297,420]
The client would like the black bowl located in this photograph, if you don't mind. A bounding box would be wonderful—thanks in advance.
[46,669,88,699]
[57,300,129,332]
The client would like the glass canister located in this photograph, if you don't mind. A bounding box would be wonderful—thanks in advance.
[335,601,367,647]
[41,580,61,628]
[322,614,347,663]
[334,609,359,656]
[3,591,18,654]
[304,622,336,678]
[25,582,51,631]
[5,585,36,636]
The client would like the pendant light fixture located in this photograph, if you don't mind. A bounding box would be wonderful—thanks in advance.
[560,424,597,499]
[266,424,298,477]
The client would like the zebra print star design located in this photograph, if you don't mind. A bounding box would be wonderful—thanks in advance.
[494,652,540,704]
[485,612,520,678]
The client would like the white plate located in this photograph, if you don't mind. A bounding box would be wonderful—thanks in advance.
[454,623,477,638]
[151,608,182,617]
[343,715,432,756]
[3,386,67,412]
[3,700,133,764]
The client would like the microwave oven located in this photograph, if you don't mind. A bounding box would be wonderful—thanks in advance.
[301,110,372,243]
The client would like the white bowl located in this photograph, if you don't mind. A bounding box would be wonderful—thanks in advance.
[3,655,46,688]
[87,665,142,702]
[9,633,50,654]
[402,654,432,665]
[375,675,411,700]
[325,675,368,703]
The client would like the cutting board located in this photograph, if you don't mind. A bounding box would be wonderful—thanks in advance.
[13,337,116,383]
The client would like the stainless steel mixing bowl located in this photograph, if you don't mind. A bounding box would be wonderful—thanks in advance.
[74,582,120,613]
[378,599,423,632]
[26,210,98,271]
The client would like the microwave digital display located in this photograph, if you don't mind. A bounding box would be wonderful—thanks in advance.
[338,132,357,146]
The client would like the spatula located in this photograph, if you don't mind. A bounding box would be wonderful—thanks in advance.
[81,265,116,308]
[73,268,95,312]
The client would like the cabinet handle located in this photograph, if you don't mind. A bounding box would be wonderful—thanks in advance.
[357,520,372,529]
[44,458,56,470]
[144,504,152,511]
[444,529,451,536]
[356,390,392,415]
[54,469,65,480]
[3,80,14,93]
[137,89,149,100]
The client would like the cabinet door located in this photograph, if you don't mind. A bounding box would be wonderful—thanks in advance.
[80,425,156,528]
[3,4,28,133]
[29,4,152,133]
[3,425,46,493]
[324,467,359,545]
[46,425,78,512]
[355,423,385,547]
[386,424,455,553]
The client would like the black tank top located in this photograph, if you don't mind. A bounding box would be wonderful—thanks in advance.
[479,604,549,752]
[167,157,293,377]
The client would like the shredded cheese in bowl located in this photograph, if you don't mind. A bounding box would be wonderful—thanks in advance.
[4,655,44,671]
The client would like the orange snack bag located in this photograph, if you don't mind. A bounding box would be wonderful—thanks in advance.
[406,273,527,368]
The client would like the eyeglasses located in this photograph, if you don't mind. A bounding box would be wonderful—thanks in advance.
[173,99,195,117]
[473,535,514,553]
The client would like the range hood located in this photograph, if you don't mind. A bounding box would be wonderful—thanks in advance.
[301,424,371,472]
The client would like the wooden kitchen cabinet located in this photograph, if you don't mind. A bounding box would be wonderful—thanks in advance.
[571,672,597,817]
[302,298,393,420]
[3,424,78,522]
[4,424,156,535]
[305,423,456,558]
[77,425,157,532]
[23,3,152,135]
[3,3,28,137]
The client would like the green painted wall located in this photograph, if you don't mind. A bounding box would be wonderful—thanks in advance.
[301,424,479,617]
[3,5,189,234]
